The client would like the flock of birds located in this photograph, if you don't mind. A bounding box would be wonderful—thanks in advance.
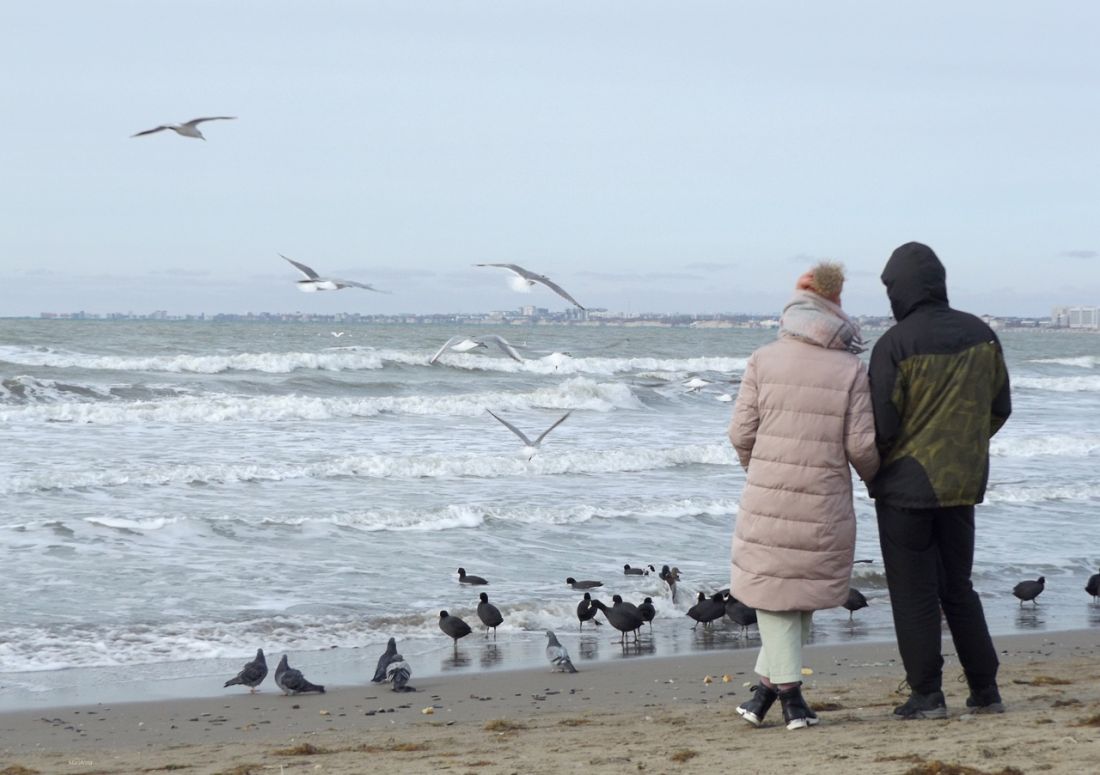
[221,567,1100,695]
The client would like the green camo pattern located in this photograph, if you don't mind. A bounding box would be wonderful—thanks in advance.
[886,341,1007,504]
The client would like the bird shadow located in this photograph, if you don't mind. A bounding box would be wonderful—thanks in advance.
[1014,606,1046,630]
[441,649,472,670]
[578,636,601,661]
[479,643,504,669]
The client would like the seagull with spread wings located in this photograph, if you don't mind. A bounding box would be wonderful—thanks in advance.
[131,116,236,140]
[279,254,389,293]
[475,263,586,310]
[486,409,572,458]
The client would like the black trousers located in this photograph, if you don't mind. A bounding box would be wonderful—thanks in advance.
[875,502,999,694]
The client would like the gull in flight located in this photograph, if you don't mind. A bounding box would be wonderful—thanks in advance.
[487,409,572,458]
[430,334,523,364]
[475,263,586,310]
[131,116,237,140]
[280,254,389,293]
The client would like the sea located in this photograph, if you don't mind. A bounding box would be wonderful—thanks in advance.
[1,320,1098,710]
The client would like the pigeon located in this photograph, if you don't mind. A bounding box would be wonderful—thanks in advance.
[487,409,572,458]
[637,597,656,629]
[843,588,869,621]
[439,610,473,644]
[1013,576,1045,607]
[475,263,586,310]
[131,116,236,140]
[566,577,603,590]
[429,334,523,364]
[385,654,415,692]
[458,567,489,585]
[577,592,603,630]
[223,648,268,692]
[274,654,325,695]
[589,597,643,644]
[477,592,504,637]
[624,564,655,576]
[1086,569,1100,603]
[545,631,577,673]
[279,254,389,293]
[687,592,726,630]
[371,637,398,683]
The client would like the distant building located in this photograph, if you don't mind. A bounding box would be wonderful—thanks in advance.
[1052,306,1100,329]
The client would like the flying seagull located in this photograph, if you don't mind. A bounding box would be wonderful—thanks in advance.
[429,334,523,364]
[475,263,586,310]
[280,254,389,293]
[486,409,572,457]
[131,116,236,140]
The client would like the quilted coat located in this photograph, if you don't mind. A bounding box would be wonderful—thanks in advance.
[729,294,879,611]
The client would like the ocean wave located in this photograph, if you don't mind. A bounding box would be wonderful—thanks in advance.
[1027,356,1100,369]
[0,375,187,405]
[0,377,641,425]
[990,434,1100,457]
[985,483,1100,503]
[0,344,747,378]
[0,443,736,495]
[1012,375,1100,392]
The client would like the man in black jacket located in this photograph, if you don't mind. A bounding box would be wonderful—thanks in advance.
[869,242,1011,720]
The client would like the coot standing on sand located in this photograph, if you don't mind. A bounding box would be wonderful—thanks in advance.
[439,610,473,646]
[589,597,643,643]
[637,597,656,629]
[1085,570,1100,603]
[843,588,869,621]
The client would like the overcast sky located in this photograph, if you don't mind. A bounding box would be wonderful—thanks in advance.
[2,2,1098,318]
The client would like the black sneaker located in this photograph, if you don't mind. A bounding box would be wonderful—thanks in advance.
[893,689,948,720]
[736,683,779,727]
[965,685,1005,714]
[778,684,820,730]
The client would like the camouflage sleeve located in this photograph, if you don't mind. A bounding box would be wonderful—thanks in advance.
[990,335,1011,437]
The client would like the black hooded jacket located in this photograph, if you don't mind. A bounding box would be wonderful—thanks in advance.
[868,242,1011,508]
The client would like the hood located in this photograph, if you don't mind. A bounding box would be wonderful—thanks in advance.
[881,242,949,320]
[778,291,865,353]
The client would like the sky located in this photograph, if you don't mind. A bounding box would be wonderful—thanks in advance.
[2,1,1098,318]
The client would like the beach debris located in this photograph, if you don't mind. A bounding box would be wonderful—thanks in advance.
[722,674,733,683]
[421,706,434,715]
[319,710,330,716]
[801,667,814,676]
[703,675,713,684]
[223,648,268,693]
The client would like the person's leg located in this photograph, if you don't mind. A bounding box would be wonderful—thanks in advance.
[739,610,797,727]
[754,609,804,685]
[876,501,944,694]
[933,505,1001,706]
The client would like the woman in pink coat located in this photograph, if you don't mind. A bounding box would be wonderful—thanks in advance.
[729,263,879,730]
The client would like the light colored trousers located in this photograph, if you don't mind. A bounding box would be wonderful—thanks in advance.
[754,609,813,684]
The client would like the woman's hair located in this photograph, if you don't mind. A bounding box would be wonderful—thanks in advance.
[808,261,845,302]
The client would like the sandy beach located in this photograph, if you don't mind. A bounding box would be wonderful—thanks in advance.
[1,630,1097,775]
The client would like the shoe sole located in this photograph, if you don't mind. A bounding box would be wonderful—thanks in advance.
[785,716,820,730]
[894,707,948,720]
[736,707,764,727]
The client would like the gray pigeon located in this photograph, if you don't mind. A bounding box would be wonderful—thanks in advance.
[371,637,398,683]
[223,648,268,692]
[386,653,415,692]
[274,654,325,695]
[545,630,577,673]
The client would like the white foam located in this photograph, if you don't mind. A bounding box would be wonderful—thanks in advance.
[986,483,1100,503]
[1027,356,1100,369]
[1013,375,1100,392]
[0,377,641,425]
[991,434,1100,457]
[0,443,736,495]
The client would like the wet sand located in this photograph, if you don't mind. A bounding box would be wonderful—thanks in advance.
[1,630,1098,775]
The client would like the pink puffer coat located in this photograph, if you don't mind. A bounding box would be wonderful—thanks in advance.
[729,335,879,612]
